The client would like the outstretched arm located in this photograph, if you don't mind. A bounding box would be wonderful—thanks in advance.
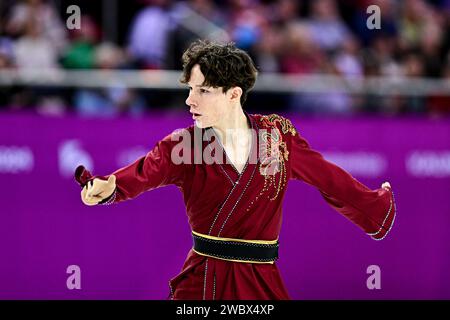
[75,133,185,205]
[289,132,396,240]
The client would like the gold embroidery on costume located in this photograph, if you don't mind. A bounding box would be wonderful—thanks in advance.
[265,114,297,136]
[247,115,297,211]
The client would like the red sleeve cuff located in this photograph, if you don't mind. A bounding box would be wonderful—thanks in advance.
[366,188,397,241]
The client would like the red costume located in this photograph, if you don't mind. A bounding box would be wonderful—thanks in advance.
[76,113,396,300]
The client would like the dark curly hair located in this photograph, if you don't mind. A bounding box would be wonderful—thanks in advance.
[180,40,258,106]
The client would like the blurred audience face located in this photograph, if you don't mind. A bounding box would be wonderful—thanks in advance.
[341,36,360,55]
[404,54,424,77]
[420,22,442,54]
[25,17,42,39]
[0,54,9,68]
[403,0,430,21]
[71,16,99,43]
[285,23,315,55]
[95,43,125,69]
[27,0,44,7]
[277,0,299,23]
[312,0,339,20]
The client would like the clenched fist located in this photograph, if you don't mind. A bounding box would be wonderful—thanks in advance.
[81,175,116,206]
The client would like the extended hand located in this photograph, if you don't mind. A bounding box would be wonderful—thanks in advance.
[81,175,116,206]
[381,181,391,190]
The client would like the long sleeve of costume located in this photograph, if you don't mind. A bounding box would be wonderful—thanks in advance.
[289,131,396,240]
[83,132,186,204]
[111,133,185,203]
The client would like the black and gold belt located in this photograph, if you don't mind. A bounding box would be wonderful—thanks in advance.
[192,231,279,264]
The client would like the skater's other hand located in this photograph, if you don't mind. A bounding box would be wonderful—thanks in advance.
[381,181,391,190]
[81,175,116,206]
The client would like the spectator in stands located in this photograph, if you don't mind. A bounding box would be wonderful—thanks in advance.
[6,0,67,54]
[225,0,267,54]
[419,16,445,78]
[166,0,227,70]
[0,24,15,108]
[0,37,14,69]
[426,55,450,116]
[74,42,145,117]
[253,24,282,73]
[127,0,175,69]
[272,0,301,26]
[334,36,364,79]
[279,22,323,75]
[13,16,60,69]
[352,0,398,47]
[0,0,449,116]
[307,0,351,54]
[371,35,402,77]
[280,22,352,115]
[62,15,101,69]
[401,51,426,113]
[397,0,440,54]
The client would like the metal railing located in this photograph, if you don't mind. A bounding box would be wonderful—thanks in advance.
[1,68,449,96]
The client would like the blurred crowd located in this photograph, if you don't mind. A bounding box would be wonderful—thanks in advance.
[0,0,450,117]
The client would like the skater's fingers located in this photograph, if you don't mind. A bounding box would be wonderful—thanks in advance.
[91,191,106,199]
[86,182,94,198]
[85,180,92,194]
[89,177,115,197]
[90,179,108,195]
[81,186,98,206]
[84,197,99,206]
[82,177,114,205]
[87,178,104,198]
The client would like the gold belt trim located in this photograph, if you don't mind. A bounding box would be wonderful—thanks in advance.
[192,230,278,245]
[192,230,279,264]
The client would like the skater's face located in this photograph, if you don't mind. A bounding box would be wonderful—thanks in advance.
[185,64,240,128]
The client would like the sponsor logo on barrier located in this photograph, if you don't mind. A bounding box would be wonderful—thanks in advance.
[323,152,387,177]
[59,140,94,178]
[0,146,34,173]
[406,151,450,177]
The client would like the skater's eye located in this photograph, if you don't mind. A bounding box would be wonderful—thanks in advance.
[186,85,208,94]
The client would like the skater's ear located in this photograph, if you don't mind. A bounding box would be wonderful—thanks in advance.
[227,86,243,104]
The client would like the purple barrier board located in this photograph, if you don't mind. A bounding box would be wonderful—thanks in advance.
[0,112,449,299]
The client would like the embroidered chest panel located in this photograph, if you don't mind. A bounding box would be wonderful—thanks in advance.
[247,114,298,211]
